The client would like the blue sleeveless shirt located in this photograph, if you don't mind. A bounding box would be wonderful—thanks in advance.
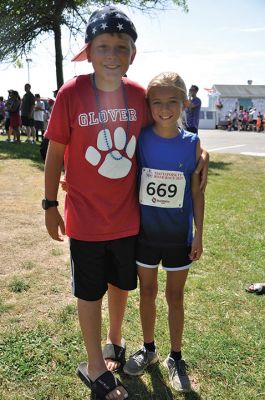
[137,126,198,247]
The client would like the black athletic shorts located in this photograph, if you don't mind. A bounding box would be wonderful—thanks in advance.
[136,241,192,271]
[70,236,138,301]
[5,118,10,130]
[21,116,35,127]
[34,120,44,131]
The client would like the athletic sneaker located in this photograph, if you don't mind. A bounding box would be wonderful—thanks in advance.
[123,346,158,376]
[163,356,191,392]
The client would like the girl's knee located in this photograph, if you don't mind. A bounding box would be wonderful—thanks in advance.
[166,289,184,307]
[140,283,158,300]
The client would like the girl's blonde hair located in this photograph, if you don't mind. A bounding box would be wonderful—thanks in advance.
[147,71,188,102]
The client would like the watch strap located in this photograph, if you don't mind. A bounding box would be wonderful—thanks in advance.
[42,199,59,210]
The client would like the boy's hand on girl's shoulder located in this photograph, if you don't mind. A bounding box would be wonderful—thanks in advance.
[60,178,68,192]
[194,148,209,192]
[45,208,65,241]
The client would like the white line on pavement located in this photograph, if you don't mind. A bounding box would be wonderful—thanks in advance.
[208,145,246,151]
[241,152,265,157]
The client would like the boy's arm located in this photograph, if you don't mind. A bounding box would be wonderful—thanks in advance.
[194,146,209,192]
[44,140,66,241]
[189,140,205,261]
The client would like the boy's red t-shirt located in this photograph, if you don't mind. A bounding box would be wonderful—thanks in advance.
[45,74,149,241]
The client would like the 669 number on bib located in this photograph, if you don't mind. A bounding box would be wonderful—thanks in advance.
[139,168,186,208]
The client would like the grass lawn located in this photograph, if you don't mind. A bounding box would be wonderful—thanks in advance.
[0,137,264,400]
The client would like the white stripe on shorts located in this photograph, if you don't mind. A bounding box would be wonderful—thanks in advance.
[69,243,75,295]
[136,260,159,269]
[162,263,192,271]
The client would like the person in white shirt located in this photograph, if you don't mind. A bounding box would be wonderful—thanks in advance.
[34,94,45,141]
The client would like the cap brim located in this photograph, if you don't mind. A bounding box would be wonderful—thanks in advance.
[71,44,89,62]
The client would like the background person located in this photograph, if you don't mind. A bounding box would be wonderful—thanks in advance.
[40,98,55,162]
[4,90,12,139]
[186,85,201,134]
[5,90,21,143]
[21,83,36,143]
[0,96,5,132]
[34,94,45,141]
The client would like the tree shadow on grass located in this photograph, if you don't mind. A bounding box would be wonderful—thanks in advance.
[0,141,233,178]
[149,364,203,400]
[0,141,44,170]
[93,364,204,400]
[208,160,232,176]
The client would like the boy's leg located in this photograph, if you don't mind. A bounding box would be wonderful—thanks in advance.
[165,269,189,351]
[78,298,106,378]
[107,284,128,344]
[78,298,128,400]
[72,238,128,398]
[104,236,137,372]
[105,284,128,371]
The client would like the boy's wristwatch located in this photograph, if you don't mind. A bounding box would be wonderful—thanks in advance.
[42,199,59,210]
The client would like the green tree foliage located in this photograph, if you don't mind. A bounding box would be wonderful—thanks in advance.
[0,0,188,89]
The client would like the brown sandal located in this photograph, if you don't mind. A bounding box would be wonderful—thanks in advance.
[102,338,126,372]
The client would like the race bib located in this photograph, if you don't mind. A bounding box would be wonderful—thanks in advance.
[139,168,186,208]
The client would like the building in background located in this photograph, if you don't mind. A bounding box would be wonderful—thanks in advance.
[200,82,265,129]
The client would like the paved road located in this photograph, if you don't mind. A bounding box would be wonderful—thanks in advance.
[198,129,265,157]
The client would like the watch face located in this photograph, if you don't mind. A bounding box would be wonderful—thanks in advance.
[42,199,48,210]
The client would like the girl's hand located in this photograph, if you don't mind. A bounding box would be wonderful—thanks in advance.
[189,233,203,261]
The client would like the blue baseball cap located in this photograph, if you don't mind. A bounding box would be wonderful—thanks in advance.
[72,6,137,62]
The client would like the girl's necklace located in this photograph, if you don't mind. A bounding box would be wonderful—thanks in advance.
[92,73,130,160]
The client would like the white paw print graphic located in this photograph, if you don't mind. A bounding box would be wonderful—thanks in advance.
[85,127,136,179]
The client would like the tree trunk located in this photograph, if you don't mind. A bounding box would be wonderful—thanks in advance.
[53,22,64,90]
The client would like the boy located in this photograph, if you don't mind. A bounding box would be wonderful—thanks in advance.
[44,6,148,400]
[123,72,205,393]
[44,6,208,400]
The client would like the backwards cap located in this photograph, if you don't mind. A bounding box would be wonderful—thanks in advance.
[72,6,137,62]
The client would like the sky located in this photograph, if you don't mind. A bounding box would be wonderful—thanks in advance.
[1,0,265,106]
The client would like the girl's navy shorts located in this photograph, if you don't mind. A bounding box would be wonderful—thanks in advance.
[136,241,192,271]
